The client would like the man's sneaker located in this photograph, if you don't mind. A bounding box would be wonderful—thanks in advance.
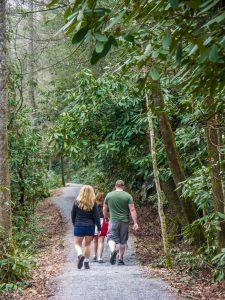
[77,255,85,269]
[92,256,97,262]
[84,261,90,269]
[98,258,104,263]
[110,250,117,265]
[118,259,125,265]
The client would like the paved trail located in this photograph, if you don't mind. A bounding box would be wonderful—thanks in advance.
[49,186,178,300]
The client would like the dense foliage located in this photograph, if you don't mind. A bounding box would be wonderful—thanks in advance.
[0,0,224,293]
[47,0,225,281]
[51,70,151,190]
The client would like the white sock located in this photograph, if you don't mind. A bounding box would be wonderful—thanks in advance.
[108,239,116,253]
[75,243,83,256]
[84,258,89,262]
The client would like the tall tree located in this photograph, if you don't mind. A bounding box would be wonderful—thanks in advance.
[28,0,36,118]
[146,91,172,268]
[152,86,199,224]
[206,107,225,249]
[0,0,11,239]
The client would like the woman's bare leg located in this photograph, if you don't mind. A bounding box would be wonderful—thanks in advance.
[98,236,105,259]
[84,236,93,259]
[93,237,98,258]
[74,236,84,256]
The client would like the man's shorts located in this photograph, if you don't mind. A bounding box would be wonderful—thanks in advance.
[107,220,129,244]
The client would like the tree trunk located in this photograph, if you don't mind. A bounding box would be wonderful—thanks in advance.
[61,156,65,187]
[206,116,225,249]
[28,0,36,119]
[18,169,25,206]
[152,86,199,224]
[146,93,172,268]
[218,123,225,201]
[0,0,12,239]
[160,177,187,227]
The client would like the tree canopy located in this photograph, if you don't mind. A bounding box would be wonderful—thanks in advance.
[0,0,225,296]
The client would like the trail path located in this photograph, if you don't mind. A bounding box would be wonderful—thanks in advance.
[49,185,179,300]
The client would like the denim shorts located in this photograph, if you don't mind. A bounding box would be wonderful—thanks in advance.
[74,225,95,236]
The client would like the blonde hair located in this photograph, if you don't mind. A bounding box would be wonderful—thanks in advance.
[95,192,105,206]
[76,185,96,211]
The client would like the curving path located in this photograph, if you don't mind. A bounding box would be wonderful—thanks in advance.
[49,185,179,300]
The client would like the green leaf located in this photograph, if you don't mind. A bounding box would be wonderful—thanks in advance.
[72,26,89,44]
[124,34,135,43]
[214,12,225,23]
[104,9,126,32]
[95,41,104,53]
[56,16,77,36]
[72,0,83,10]
[95,33,108,42]
[199,0,220,13]
[218,212,225,219]
[47,0,60,8]
[209,45,219,62]
[170,0,179,9]
[176,42,183,63]
[184,0,201,9]
[84,7,110,16]
[189,44,198,56]
[198,48,210,63]
[162,31,172,49]
[150,64,160,81]
[94,7,111,14]
[91,37,113,64]
[64,7,72,21]
[111,37,118,47]
[65,20,77,35]
[204,12,225,26]
[216,225,222,231]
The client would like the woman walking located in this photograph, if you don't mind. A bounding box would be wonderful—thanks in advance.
[71,185,101,269]
[92,192,109,263]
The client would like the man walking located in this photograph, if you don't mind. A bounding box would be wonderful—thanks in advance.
[103,180,139,265]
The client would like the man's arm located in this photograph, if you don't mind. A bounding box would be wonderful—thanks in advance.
[129,203,139,231]
[103,203,109,219]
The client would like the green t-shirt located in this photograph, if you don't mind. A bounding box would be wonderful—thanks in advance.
[105,191,133,222]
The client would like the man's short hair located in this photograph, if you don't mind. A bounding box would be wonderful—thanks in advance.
[115,180,125,188]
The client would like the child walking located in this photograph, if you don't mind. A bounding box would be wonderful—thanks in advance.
[93,192,109,263]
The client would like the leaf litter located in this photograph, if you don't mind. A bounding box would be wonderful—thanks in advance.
[2,192,67,300]
[132,204,225,300]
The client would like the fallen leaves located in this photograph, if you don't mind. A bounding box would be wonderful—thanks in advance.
[133,204,225,300]
[2,197,67,300]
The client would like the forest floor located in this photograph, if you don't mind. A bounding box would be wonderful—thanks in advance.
[1,186,177,300]
[2,188,225,300]
[1,189,68,300]
[134,204,225,299]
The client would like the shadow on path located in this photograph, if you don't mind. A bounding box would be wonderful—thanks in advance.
[49,186,179,300]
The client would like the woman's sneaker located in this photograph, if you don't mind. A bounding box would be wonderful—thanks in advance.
[117,259,125,265]
[84,261,90,269]
[98,258,104,263]
[77,255,85,269]
[92,256,97,262]
[110,250,117,265]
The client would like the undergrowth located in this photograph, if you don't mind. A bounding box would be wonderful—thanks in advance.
[0,208,44,292]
